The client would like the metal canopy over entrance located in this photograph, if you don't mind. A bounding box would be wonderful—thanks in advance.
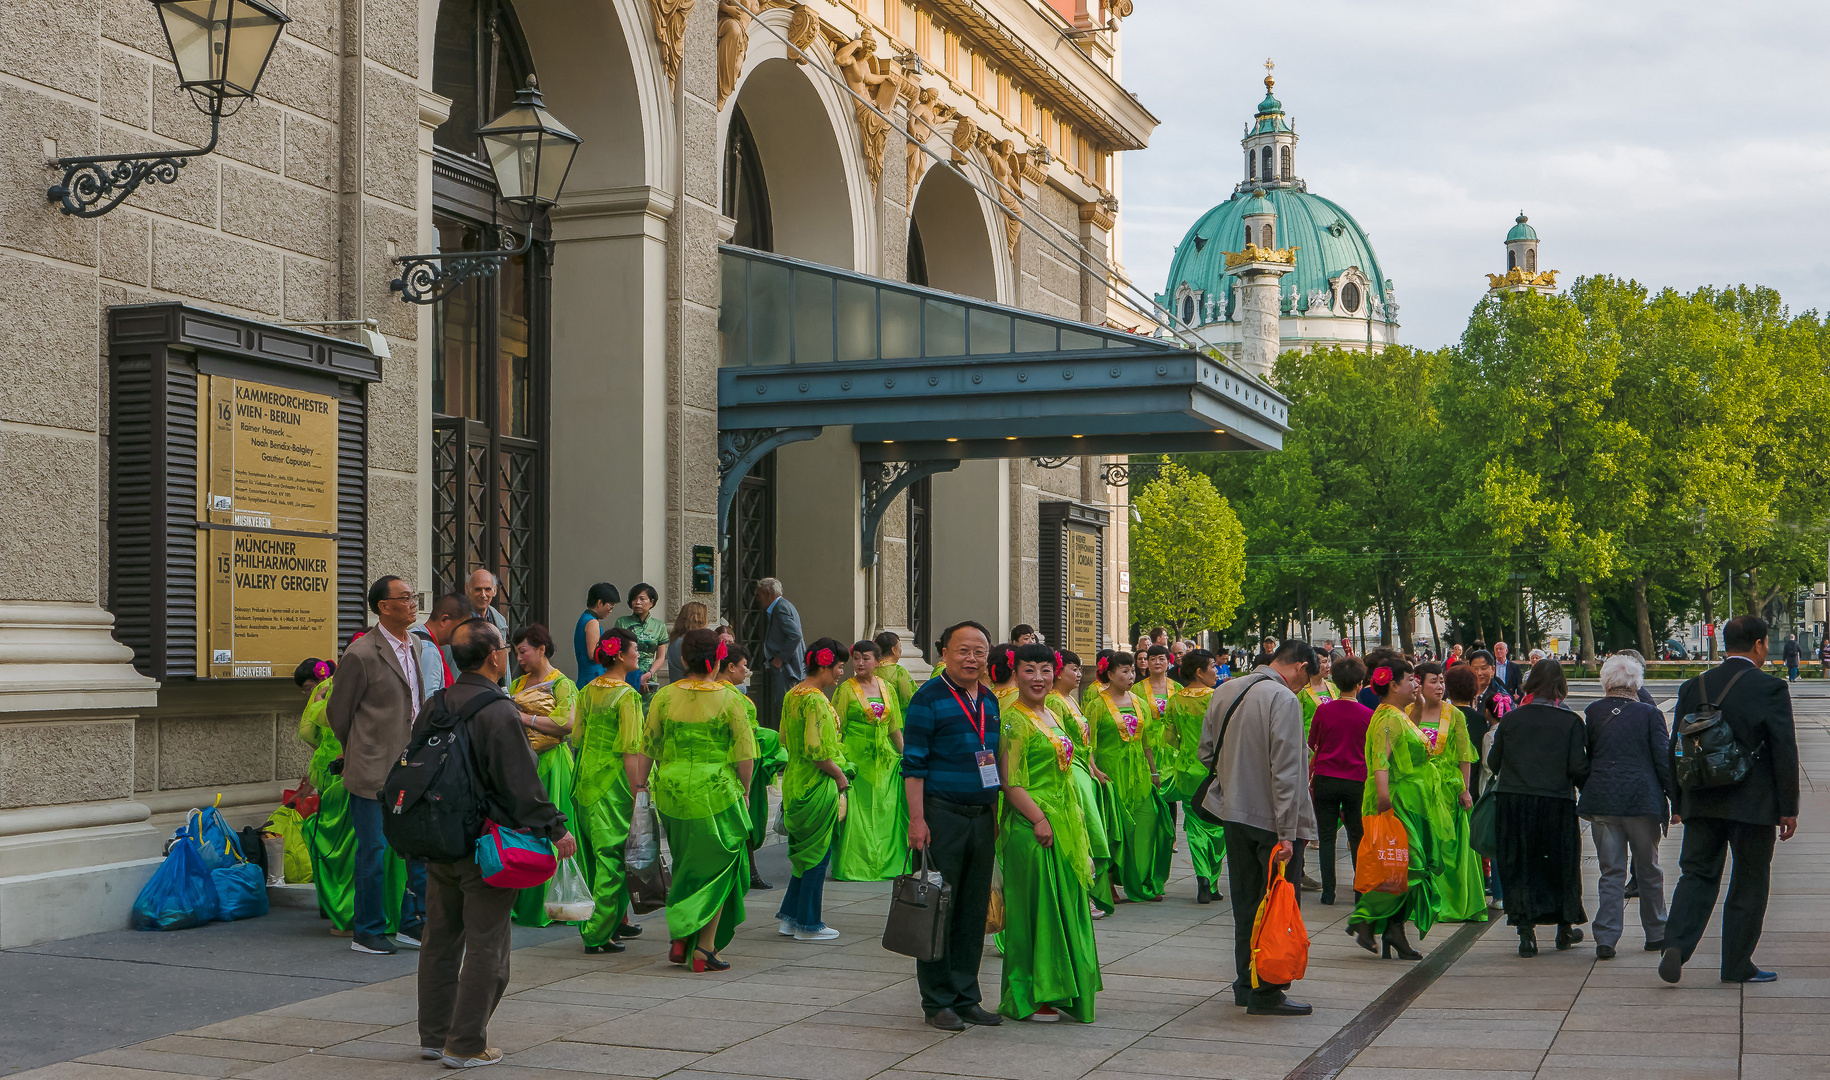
[714,246,1292,564]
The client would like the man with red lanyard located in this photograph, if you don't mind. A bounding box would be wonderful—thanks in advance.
[903,621,1003,1032]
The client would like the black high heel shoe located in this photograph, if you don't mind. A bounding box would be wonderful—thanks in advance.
[1518,927,1538,957]
[1348,922,1377,955]
[1555,924,1583,950]
[1382,922,1421,961]
[692,947,730,973]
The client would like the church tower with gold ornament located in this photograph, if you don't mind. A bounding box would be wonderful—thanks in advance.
[1486,212,1558,295]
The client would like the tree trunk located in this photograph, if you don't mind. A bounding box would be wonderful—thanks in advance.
[1633,574,1655,657]
[1744,567,1762,618]
[1379,592,1392,647]
[1427,591,1443,657]
[1472,593,1486,646]
[1574,580,1597,664]
[1397,591,1414,655]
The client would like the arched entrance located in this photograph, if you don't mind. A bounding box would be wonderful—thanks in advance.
[909,161,1004,302]
[724,56,859,267]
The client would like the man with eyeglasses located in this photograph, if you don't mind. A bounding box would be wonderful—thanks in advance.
[328,575,432,955]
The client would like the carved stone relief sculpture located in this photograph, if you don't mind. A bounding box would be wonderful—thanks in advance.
[834,28,906,189]
[651,0,695,86]
[949,115,977,169]
[716,0,760,109]
[987,139,1025,258]
[906,87,940,211]
[785,3,819,62]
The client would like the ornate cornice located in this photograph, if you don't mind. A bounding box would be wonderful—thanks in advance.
[1223,244,1298,269]
[923,0,1152,151]
[1486,267,1559,291]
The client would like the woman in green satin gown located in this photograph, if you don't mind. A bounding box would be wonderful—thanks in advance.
[999,645,1103,1022]
[776,639,854,942]
[1045,651,1115,919]
[645,629,757,972]
[1087,651,1172,904]
[1161,650,1226,905]
[509,625,580,927]
[1409,662,1486,922]
[831,640,908,881]
[572,628,647,953]
[719,645,785,886]
[612,583,668,696]
[1348,653,1451,959]
[295,657,408,936]
[873,631,920,711]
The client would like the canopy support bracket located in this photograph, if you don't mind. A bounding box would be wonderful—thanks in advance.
[718,426,822,547]
[861,460,960,569]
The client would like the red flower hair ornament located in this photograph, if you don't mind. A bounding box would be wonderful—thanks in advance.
[813,647,836,669]
[1096,655,1110,675]
[313,660,331,680]
[1054,651,1064,671]
[706,638,728,674]
[1371,666,1394,687]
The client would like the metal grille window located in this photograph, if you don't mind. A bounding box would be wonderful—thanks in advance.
[429,0,548,629]
[722,451,777,664]
[908,476,932,664]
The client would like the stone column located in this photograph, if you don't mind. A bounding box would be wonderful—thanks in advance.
[1235,262,1291,381]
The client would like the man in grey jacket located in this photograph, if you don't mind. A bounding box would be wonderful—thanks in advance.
[755,578,804,729]
[1198,639,1319,1016]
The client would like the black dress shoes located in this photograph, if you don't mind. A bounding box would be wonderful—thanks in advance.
[1195,877,1214,904]
[615,922,644,939]
[1643,939,1665,952]
[1659,946,1684,984]
[1246,996,1313,1016]
[1595,944,1616,960]
[958,1005,1004,1026]
[926,1009,966,1032]
[749,871,773,891]
[584,941,626,954]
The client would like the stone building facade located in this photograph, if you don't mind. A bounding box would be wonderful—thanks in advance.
[0,0,1161,944]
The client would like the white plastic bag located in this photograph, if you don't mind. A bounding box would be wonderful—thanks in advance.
[262,834,286,886]
[625,790,658,872]
[544,855,595,923]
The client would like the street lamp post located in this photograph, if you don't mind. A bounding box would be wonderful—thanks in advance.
[390,76,580,305]
[48,0,289,217]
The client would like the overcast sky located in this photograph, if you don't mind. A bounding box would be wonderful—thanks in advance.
[1113,1,1830,349]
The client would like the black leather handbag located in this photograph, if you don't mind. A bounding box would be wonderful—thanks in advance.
[882,848,952,963]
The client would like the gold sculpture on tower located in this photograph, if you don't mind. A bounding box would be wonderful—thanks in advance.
[1223,243,1298,270]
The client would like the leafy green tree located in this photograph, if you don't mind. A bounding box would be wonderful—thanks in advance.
[1129,463,1247,639]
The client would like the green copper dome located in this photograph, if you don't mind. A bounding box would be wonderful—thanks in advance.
[1242,190,1276,218]
[1506,212,1537,242]
[1158,188,1392,320]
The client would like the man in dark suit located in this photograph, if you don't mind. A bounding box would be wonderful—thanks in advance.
[1491,641,1524,698]
[755,577,804,730]
[1658,615,1800,985]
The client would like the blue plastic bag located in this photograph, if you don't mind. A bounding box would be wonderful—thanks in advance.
[131,837,219,931]
[174,806,242,870]
[212,859,270,921]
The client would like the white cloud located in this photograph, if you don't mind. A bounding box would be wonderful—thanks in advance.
[1115,0,1830,346]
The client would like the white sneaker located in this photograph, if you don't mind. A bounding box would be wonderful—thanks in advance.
[1090,904,1107,920]
[442,1048,502,1069]
[419,1049,445,1061]
[778,921,796,936]
[395,931,422,948]
[793,926,841,942]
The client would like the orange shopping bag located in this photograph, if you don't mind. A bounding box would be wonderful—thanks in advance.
[1353,810,1411,895]
[1249,852,1309,987]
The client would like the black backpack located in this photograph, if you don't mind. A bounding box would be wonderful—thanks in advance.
[379,688,503,863]
[1674,666,1754,793]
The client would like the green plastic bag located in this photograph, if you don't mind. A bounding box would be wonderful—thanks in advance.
[264,805,313,884]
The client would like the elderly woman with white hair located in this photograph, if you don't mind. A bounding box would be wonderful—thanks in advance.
[1577,654,1674,959]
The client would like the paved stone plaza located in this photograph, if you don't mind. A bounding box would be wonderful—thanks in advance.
[10,691,1827,1080]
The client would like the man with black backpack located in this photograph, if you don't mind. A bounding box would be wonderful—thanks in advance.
[410,617,575,1068]
[1659,615,1800,986]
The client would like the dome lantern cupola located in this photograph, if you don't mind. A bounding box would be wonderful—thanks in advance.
[1487,211,1557,295]
[1240,58,1300,193]
[1241,189,1277,250]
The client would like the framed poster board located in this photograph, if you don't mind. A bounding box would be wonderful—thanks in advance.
[108,304,382,681]
[1039,500,1108,657]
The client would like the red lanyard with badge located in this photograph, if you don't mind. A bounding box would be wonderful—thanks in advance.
[943,678,999,788]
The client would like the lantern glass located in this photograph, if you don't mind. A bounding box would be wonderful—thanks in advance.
[154,0,291,99]
[476,78,581,209]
